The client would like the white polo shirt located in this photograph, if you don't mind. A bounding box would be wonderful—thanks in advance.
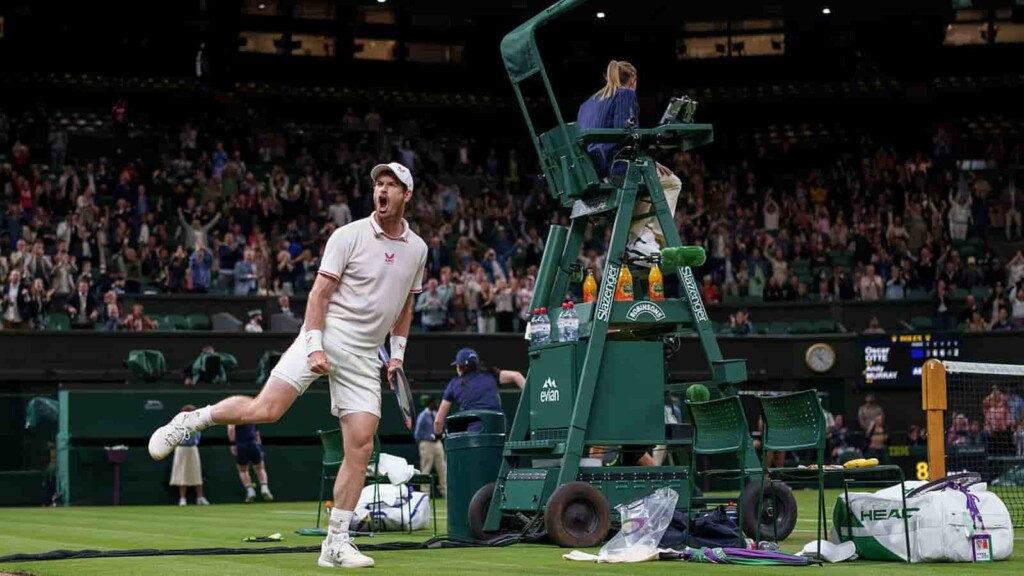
[318,215,427,358]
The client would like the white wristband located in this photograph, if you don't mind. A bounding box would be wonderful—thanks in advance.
[390,335,407,362]
[304,329,324,355]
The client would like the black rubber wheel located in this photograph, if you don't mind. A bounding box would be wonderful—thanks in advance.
[740,479,798,541]
[468,482,517,541]
[544,482,612,548]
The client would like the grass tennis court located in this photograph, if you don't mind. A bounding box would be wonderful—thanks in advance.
[1,490,1021,575]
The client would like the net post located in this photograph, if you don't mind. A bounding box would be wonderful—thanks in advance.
[921,359,947,481]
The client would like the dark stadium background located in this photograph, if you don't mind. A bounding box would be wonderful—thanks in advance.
[2,0,1024,505]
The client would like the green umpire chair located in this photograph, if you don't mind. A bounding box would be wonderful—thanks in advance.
[315,429,437,536]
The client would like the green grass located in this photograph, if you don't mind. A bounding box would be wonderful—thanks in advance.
[0,490,1021,575]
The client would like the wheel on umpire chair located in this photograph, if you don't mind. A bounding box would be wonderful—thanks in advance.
[740,479,797,541]
[468,482,519,541]
[544,481,612,548]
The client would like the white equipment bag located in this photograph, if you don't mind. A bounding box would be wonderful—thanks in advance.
[351,483,431,532]
[831,479,1014,562]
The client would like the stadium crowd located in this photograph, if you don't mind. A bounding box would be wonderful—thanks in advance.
[1,103,1023,334]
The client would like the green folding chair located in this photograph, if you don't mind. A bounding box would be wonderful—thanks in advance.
[686,395,754,547]
[314,429,437,536]
[756,390,910,562]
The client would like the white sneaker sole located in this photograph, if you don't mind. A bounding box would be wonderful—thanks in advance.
[148,424,177,461]
[317,556,375,568]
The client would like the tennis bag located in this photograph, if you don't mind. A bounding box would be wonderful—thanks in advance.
[831,478,1014,562]
[351,484,431,532]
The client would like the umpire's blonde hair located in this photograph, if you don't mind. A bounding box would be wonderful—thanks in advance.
[595,60,637,101]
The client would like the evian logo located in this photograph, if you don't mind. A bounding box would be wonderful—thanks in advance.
[626,301,666,322]
[681,268,708,323]
[596,263,619,322]
[384,252,395,265]
[540,378,560,403]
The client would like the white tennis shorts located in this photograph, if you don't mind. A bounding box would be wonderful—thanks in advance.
[270,330,382,418]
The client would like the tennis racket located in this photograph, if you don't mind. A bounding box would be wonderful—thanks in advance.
[378,345,415,431]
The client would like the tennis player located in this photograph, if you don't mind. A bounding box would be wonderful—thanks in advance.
[147,162,427,569]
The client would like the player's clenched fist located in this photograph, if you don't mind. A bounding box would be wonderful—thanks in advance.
[307,350,332,375]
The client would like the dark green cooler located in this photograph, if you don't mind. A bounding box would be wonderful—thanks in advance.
[444,410,506,539]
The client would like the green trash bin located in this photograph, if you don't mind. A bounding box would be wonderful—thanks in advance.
[444,410,506,539]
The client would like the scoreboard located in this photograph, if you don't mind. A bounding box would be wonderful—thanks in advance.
[861,333,962,387]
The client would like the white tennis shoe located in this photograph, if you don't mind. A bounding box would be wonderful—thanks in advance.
[148,411,203,461]
[318,536,375,568]
[625,228,661,267]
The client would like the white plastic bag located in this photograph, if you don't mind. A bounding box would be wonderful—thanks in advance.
[597,487,679,563]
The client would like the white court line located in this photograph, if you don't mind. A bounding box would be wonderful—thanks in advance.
[271,510,450,519]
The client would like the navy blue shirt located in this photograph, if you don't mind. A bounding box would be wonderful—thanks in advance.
[414,408,436,443]
[576,88,639,177]
[234,424,258,445]
[443,370,501,431]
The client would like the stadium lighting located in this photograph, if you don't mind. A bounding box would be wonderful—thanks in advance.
[258,3,266,8]
[377,0,387,3]
[596,12,606,19]
[822,7,831,15]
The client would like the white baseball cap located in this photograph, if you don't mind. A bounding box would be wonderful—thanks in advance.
[370,162,414,192]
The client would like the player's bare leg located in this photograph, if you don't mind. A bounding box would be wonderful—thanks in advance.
[320,411,379,569]
[254,462,273,501]
[148,378,298,461]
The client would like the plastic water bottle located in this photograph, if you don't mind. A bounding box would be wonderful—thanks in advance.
[534,307,551,346]
[564,302,579,342]
[557,303,570,342]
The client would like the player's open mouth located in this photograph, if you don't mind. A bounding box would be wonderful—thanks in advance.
[377,195,388,210]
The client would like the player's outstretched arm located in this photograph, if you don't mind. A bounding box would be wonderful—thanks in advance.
[304,272,339,375]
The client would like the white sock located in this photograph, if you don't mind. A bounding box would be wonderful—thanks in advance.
[192,406,215,431]
[246,486,256,495]
[260,483,270,492]
[329,508,354,539]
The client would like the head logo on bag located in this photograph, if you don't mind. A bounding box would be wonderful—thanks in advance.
[859,507,919,521]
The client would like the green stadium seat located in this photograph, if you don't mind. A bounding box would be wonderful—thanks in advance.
[812,319,836,333]
[789,321,813,335]
[906,289,930,300]
[722,293,742,304]
[187,314,211,330]
[768,321,790,335]
[792,259,811,273]
[47,313,71,331]
[958,246,979,260]
[910,316,933,330]
[971,286,991,301]
[951,288,969,300]
[163,314,189,331]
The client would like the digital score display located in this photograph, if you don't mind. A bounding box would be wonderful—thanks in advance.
[862,333,962,387]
